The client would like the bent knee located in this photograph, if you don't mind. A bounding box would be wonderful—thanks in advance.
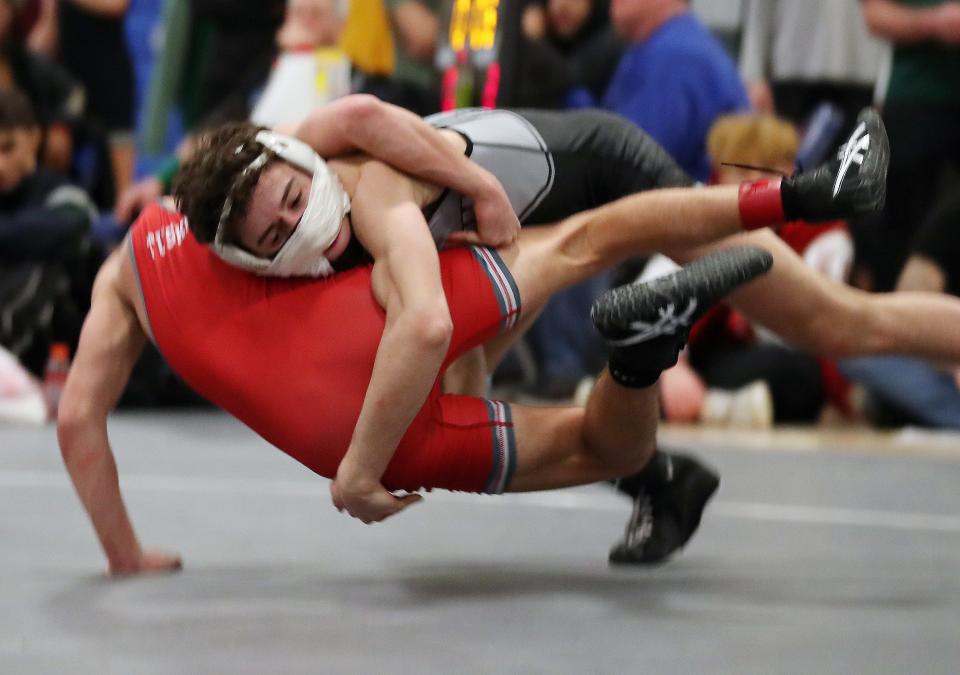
[604,440,658,479]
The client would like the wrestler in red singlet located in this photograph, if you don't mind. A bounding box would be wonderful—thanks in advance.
[128,202,520,493]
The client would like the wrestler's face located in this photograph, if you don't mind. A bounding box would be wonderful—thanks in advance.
[236,161,312,258]
[0,126,39,193]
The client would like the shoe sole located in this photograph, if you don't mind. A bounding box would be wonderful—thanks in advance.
[591,246,774,339]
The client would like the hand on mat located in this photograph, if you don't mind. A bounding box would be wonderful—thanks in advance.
[331,469,423,524]
[473,181,520,248]
[107,549,183,578]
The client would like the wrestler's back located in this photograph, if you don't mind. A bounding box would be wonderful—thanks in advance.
[127,202,387,479]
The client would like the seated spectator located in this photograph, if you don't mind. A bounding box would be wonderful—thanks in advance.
[361,0,440,114]
[0,0,83,175]
[574,0,749,181]
[0,88,96,375]
[115,0,351,226]
[252,0,351,127]
[516,0,623,109]
[841,190,960,429]
[658,113,855,427]
[22,0,139,202]
[739,0,885,128]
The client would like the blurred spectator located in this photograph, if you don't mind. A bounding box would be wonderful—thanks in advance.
[515,0,623,109]
[138,0,284,161]
[511,0,622,396]
[576,0,748,181]
[841,189,960,429]
[740,0,886,128]
[658,113,855,427]
[27,0,138,202]
[116,0,348,225]
[362,0,440,114]
[0,88,96,375]
[861,0,960,291]
[252,0,350,127]
[0,0,83,175]
[190,0,286,122]
[529,0,747,397]
[0,343,46,425]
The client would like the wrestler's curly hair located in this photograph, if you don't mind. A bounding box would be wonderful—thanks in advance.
[173,121,275,244]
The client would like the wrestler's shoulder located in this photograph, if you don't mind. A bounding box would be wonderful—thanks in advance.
[129,197,183,232]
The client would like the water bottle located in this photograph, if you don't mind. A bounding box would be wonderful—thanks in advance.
[42,342,71,421]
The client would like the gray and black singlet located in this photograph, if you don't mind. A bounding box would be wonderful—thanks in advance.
[331,108,693,269]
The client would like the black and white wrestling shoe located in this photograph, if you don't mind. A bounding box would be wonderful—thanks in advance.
[591,246,775,389]
[781,107,889,222]
[609,449,720,565]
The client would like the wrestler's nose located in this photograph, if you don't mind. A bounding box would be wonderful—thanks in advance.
[279,210,300,236]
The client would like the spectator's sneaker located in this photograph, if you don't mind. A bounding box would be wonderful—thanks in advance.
[591,247,774,388]
[700,380,774,429]
[782,107,889,222]
[610,451,720,565]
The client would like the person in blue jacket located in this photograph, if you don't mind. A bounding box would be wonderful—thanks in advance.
[571,0,749,181]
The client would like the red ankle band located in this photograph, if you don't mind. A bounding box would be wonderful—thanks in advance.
[738,178,784,230]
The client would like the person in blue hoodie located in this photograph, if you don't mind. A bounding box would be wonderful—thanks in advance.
[572,0,749,182]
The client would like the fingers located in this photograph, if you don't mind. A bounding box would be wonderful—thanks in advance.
[335,490,424,524]
[445,230,484,247]
[329,481,344,512]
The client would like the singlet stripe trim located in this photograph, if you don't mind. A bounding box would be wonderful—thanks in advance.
[471,246,521,331]
[483,399,516,494]
[126,235,155,342]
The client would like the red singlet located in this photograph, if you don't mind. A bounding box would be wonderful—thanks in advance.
[128,202,520,493]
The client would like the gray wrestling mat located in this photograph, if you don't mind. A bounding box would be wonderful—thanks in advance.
[2,412,959,674]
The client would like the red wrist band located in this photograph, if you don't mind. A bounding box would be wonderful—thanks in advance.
[738,178,785,230]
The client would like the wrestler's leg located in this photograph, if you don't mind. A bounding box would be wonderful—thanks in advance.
[505,374,660,491]
[671,229,960,362]
[495,185,743,329]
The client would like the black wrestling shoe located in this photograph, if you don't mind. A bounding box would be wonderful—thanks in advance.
[782,107,889,222]
[609,451,720,565]
[591,246,774,388]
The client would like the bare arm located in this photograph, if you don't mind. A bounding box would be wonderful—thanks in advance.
[57,249,180,575]
[329,162,452,523]
[65,0,130,17]
[391,0,439,62]
[295,95,520,246]
[862,0,960,44]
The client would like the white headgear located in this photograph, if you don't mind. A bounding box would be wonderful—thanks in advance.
[210,130,351,277]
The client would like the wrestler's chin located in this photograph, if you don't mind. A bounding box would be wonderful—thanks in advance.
[323,217,352,262]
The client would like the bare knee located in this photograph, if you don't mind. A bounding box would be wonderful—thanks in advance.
[602,437,657,479]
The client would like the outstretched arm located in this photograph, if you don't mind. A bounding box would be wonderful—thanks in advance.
[57,248,181,576]
[329,161,452,523]
[862,0,960,44]
[294,95,520,246]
